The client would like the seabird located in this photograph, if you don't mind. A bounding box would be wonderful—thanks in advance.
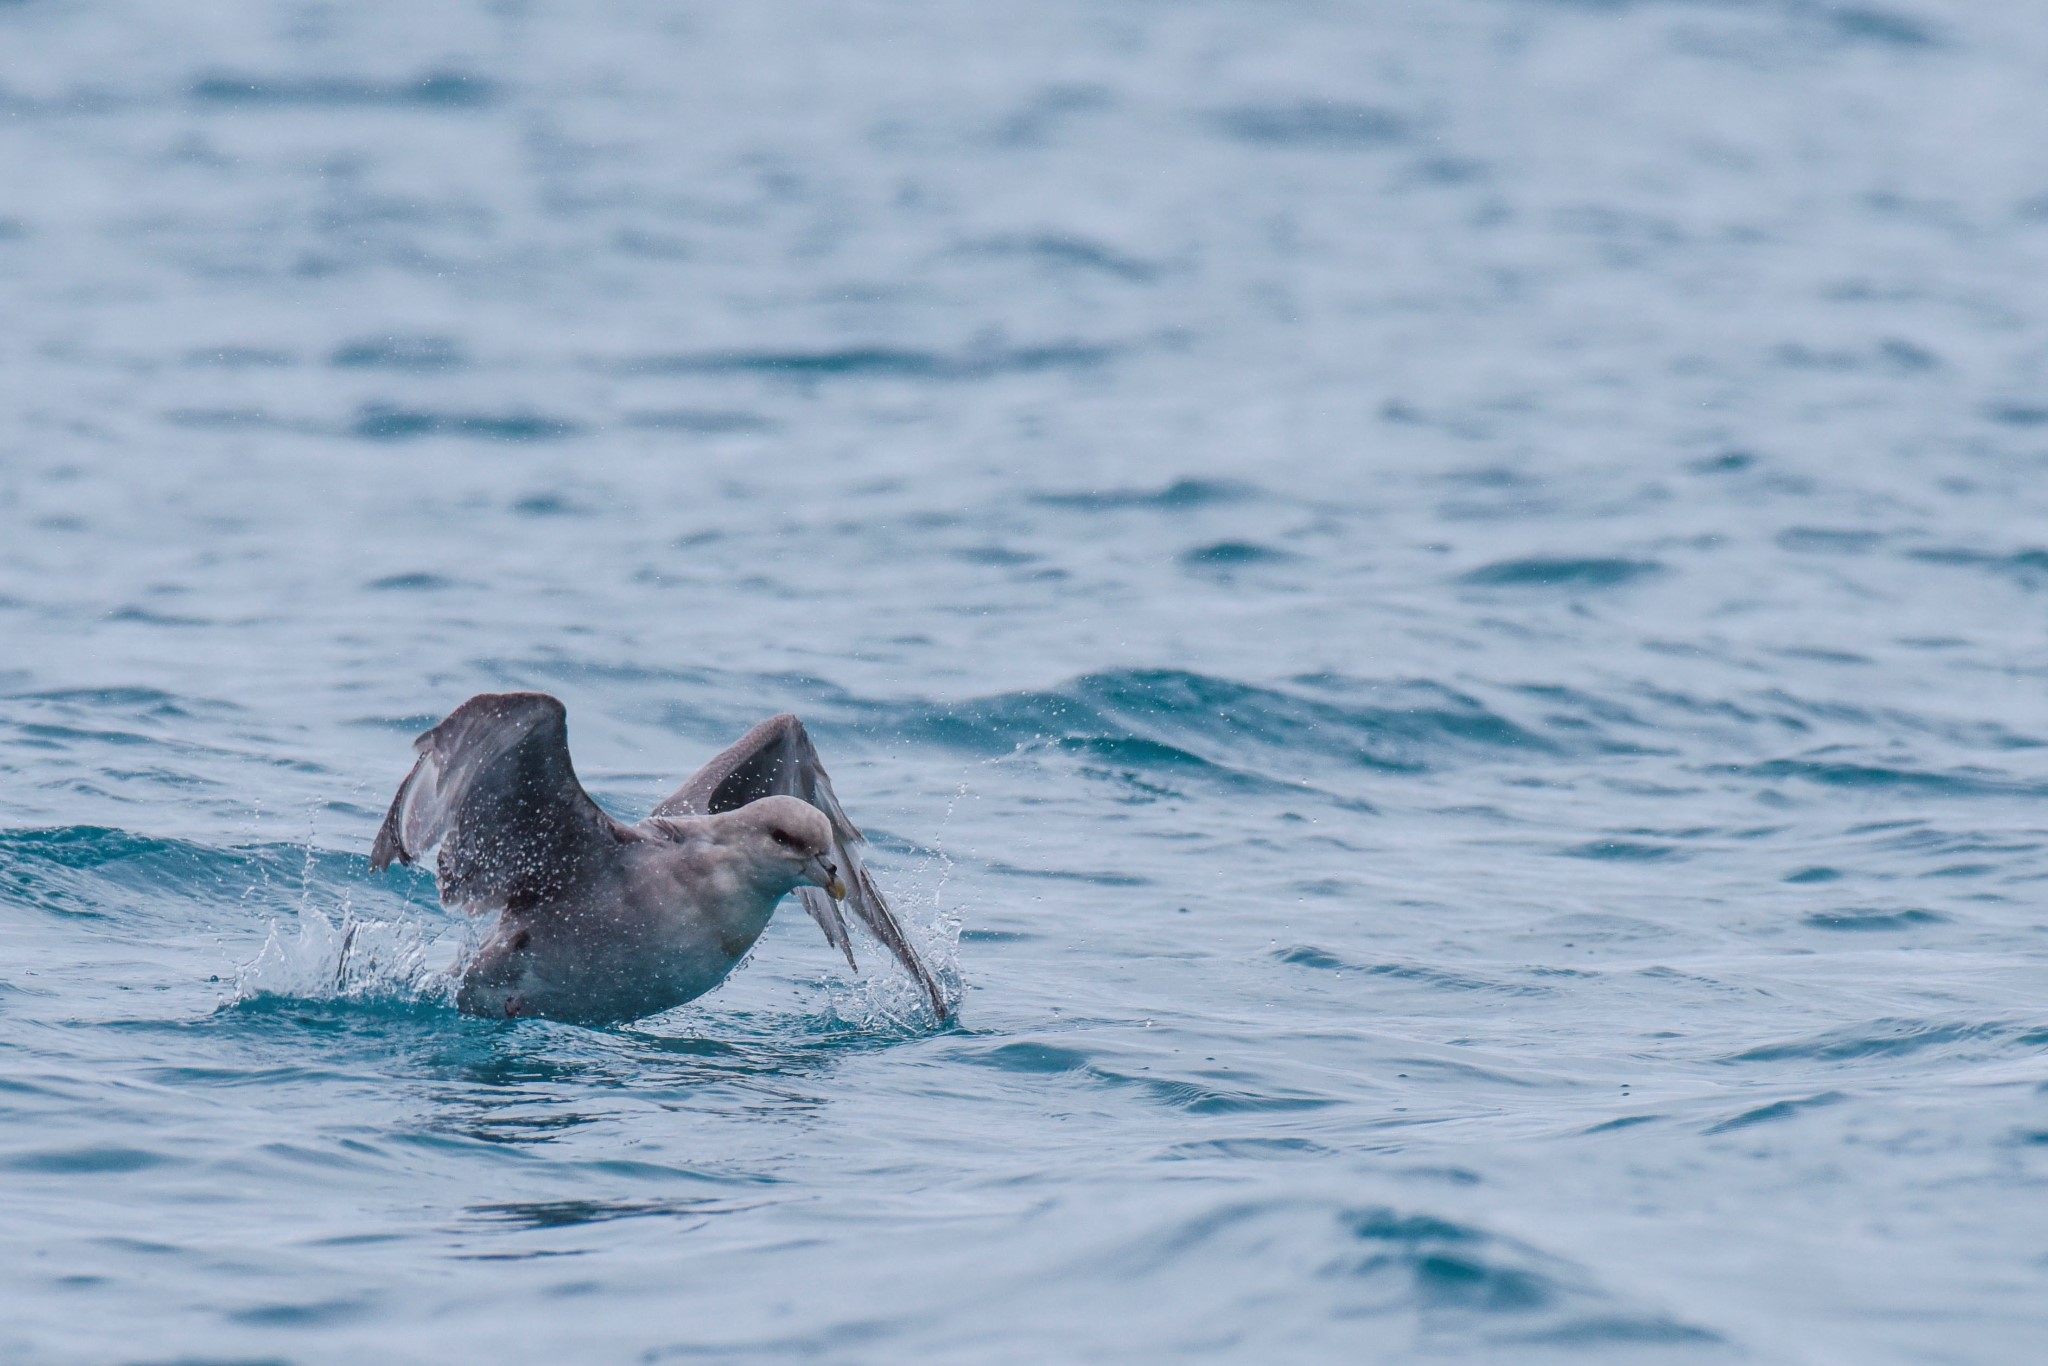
[368,692,950,1024]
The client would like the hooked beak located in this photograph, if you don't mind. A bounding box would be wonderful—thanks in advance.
[804,853,847,902]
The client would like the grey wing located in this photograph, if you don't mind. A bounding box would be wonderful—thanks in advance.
[370,692,628,914]
[655,714,949,1018]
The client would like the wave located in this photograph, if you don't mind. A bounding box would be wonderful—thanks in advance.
[189,70,497,108]
[503,656,2048,813]
[1086,1196,1722,1349]
[349,405,581,442]
[600,340,1116,382]
[1460,556,1663,588]
[498,661,1572,804]
[1179,540,1296,570]
[1909,546,2048,589]
[494,656,2046,799]
[1722,1018,2019,1066]
[330,336,466,371]
[4,686,220,715]
[1272,946,1556,996]
[1028,477,1256,510]
[963,232,1160,282]
[865,668,1558,784]
[0,826,431,924]
[1211,102,1412,149]
[1801,907,1946,931]
[1702,1092,1846,1135]
[1509,0,1935,50]
[1713,758,2048,798]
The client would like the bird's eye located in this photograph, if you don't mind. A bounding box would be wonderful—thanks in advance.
[769,828,796,849]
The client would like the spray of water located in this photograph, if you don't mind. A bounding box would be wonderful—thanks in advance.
[230,801,472,1008]
[828,778,969,1029]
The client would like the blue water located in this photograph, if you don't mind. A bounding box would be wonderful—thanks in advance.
[5,1,2048,1360]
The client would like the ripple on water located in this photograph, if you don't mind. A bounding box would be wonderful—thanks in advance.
[1027,477,1258,510]
[1178,540,1296,570]
[190,70,497,107]
[1716,758,2046,798]
[330,336,467,370]
[365,572,460,592]
[1088,1199,1722,1353]
[960,1040,1095,1074]
[1271,947,1556,997]
[1702,1093,1848,1135]
[1726,1020,2012,1066]
[604,341,1117,382]
[349,405,582,443]
[463,1196,772,1231]
[4,1146,171,1174]
[1211,102,1413,148]
[1459,557,1664,589]
[1801,907,1947,931]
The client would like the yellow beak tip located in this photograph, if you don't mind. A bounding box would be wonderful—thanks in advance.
[827,878,848,902]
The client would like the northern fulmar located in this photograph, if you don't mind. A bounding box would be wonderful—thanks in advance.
[369,692,949,1023]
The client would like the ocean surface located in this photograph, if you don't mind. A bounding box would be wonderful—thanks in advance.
[4,1,2048,1361]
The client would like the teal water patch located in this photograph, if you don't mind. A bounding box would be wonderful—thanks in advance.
[1460,557,1664,589]
[1703,1093,1847,1134]
[1801,907,1946,931]
[330,337,467,370]
[1727,1021,2009,1066]
[605,342,1116,382]
[349,406,581,442]
[1028,478,1258,511]
[1721,759,2045,797]
[1212,102,1412,148]
[190,70,497,106]
[1179,540,1294,567]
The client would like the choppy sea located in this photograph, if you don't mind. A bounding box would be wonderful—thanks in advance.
[5,1,2048,1361]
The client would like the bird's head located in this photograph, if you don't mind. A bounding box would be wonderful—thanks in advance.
[735,795,845,900]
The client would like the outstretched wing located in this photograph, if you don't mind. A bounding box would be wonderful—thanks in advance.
[371,692,627,914]
[655,714,948,1017]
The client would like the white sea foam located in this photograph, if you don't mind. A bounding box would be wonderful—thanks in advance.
[233,902,469,1008]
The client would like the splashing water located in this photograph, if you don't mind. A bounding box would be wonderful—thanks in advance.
[232,901,466,1009]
